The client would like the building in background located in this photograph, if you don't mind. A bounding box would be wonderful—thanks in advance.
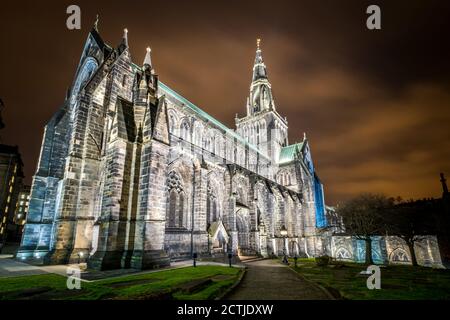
[0,144,24,251]
[12,185,31,242]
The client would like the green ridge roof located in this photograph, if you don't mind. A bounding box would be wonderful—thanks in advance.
[128,63,268,160]
[159,81,268,158]
[279,143,303,164]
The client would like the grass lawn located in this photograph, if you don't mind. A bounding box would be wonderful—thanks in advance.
[289,258,450,300]
[0,265,242,300]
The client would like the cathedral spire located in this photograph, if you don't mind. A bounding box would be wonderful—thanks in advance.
[246,38,274,115]
[252,38,268,81]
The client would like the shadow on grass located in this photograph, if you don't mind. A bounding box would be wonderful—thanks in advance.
[289,259,450,300]
[0,266,243,300]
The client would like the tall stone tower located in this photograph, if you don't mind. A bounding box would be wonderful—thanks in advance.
[17,23,171,269]
[236,39,288,166]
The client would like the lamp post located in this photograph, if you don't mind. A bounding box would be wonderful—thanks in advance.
[280,225,288,265]
[78,251,84,264]
[193,252,198,267]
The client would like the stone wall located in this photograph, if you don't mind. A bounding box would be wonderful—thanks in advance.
[329,235,443,268]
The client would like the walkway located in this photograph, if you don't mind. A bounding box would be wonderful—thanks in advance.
[226,258,332,300]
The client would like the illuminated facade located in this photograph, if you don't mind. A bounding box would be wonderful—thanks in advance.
[13,185,31,241]
[17,25,330,269]
[17,25,442,269]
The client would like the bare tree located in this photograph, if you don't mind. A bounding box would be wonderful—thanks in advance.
[387,200,438,266]
[337,193,392,264]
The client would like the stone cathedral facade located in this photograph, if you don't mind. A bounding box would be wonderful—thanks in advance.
[17,26,442,269]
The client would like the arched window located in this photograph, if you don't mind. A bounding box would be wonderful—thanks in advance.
[207,183,219,228]
[180,121,190,142]
[168,190,177,227]
[210,135,215,153]
[193,122,203,147]
[168,110,177,134]
[122,74,128,87]
[166,171,187,229]
[256,123,260,145]
[391,248,410,262]
[336,248,352,260]
[207,196,211,226]
[211,199,217,221]
[178,193,185,227]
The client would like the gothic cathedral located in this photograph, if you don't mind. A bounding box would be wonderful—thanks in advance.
[17,25,351,270]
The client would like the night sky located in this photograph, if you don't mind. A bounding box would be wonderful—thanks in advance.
[1,0,449,205]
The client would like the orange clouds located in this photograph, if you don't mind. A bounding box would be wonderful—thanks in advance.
[1,0,449,206]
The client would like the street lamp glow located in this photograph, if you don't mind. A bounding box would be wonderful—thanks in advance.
[280,226,288,237]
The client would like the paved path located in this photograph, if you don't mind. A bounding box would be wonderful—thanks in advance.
[226,259,332,300]
[0,256,49,278]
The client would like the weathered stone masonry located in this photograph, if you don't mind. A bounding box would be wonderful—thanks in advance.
[17,26,442,269]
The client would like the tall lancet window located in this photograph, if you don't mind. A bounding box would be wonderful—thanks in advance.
[166,171,187,228]
[178,193,185,227]
[180,121,190,142]
[206,183,219,229]
[168,190,177,227]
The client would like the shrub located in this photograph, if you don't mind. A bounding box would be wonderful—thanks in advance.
[315,255,331,266]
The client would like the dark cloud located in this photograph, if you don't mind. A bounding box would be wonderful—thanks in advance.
[1,0,449,205]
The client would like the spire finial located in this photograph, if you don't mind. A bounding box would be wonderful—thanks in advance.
[257,38,261,50]
[303,132,307,140]
[123,28,128,46]
[143,46,152,68]
[119,28,128,53]
[94,14,99,31]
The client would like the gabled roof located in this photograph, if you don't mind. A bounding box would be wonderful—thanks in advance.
[208,220,229,242]
[278,142,303,164]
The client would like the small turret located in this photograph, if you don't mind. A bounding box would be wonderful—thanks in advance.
[122,28,129,47]
[143,47,152,70]
[118,28,129,54]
